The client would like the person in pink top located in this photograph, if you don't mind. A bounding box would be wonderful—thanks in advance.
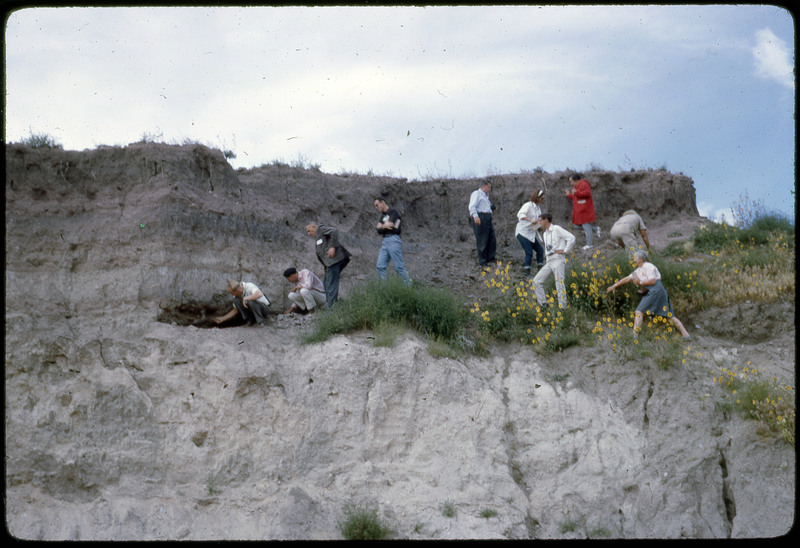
[564,173,601,250]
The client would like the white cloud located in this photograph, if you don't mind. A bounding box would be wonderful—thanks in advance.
[752,28,794,89]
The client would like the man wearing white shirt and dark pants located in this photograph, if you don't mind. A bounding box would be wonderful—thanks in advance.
[468,179,497,267]
[532,213,576,308]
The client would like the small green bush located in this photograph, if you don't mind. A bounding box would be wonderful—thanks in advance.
[303,277,469,346]
[19,130,62,149]
[337,501,395,540]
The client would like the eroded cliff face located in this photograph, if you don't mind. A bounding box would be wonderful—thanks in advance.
[4,143,793,540]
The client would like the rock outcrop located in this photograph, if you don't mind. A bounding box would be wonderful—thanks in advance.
[4,143,794,539]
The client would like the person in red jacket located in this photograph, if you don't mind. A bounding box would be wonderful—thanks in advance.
[564,173,601,249]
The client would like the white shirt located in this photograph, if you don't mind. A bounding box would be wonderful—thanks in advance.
[241,281,271,306]
[631,262,660,283]
[541,224,576,260]
[468,188,493,217]
[515,201,542,243]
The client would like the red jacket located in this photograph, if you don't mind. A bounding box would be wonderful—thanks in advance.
[566,179,596,224]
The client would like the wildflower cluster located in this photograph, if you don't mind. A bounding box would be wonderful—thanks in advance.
[591,311,697,369]
[714,363,795,445]
[471,261,583,353]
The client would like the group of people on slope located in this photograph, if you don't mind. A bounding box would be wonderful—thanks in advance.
[213,175,687,340]
[472,173,688,339]
[213,197,410,327]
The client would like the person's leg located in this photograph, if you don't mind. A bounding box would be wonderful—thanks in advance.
[472,218,487,266]
[249,301,269,324]
[532,263,553,305]
[376,240,391,280]
[385,235,411,284]
[517,234,533,271]
[553,258,568,307]
[582,223,594,247]
[486,218,497,263]
[633,311,643,338]
[324,262,343,307]
[232,297,255,323]
[288,291,307,310]
[671,316,690,337]
[532,239,545,269]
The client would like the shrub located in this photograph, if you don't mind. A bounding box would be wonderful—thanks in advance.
[714,364,795,445]
[336,501,395,540]
[19,130,62,149]
[303,277,470,347]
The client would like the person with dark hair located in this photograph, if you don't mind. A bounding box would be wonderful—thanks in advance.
[606,249,690,339]
[468,179,496,267]
[532,213,576,308]
[565,173,600,249]
[283,267,326,314]
[213,280,271,327]
[515,189,546,275]
[374,197,411,284]
[305,222,351,308]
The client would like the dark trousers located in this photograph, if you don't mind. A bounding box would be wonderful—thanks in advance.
[471,213,496,266]
[324,258,349,308]
[516,233,545,270]
[233,297,270,324]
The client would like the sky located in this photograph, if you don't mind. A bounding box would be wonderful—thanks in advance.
[4,4,796,222]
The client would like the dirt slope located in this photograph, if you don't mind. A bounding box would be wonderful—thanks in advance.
[4,143,794,540]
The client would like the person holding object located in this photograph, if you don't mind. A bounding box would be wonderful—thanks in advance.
[468,179,497,267]
[374,197,411,284]
[609,210,650,258]
[532,213,576,308]
[606,249,690,339]
[564,173,600,249]
[283,267,326,314]
[305,222,351,308]
[515,189,546,275]
[213,280,271,327]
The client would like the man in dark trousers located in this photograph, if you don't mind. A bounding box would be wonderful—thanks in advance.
[305,222,351,308]
[468,178,497,267]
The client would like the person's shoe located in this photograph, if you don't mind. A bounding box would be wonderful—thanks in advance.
[246,320,256,326]
[582,245,593,250]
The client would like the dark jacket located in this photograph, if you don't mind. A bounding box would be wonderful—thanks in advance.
[314,224,351,268]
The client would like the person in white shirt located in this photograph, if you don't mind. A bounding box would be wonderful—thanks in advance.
[532,213,576,308]
[606,250,690,339]
[213,280,271,327]
[283,267,326,314]
[468,179,496,267]
[515,189,545,275]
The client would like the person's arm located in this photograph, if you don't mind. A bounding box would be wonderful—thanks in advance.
[640,229,651,250]
[318,226,340,258]
[560,227,576,254]
[607,275,633,292]
[469,191,481,224]
[573,180,592,199]
[213,307,238,324]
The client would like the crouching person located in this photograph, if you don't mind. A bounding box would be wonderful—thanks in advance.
[213,280,271,327]
[283,267,327,314]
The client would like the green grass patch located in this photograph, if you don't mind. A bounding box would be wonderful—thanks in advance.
[336,501,395,540]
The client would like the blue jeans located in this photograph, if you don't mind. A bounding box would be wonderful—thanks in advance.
[376,234,411,284]
[581,223,599,246]
[516,234,544,270]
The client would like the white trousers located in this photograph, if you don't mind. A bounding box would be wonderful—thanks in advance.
[533,255,568,307]
[288,288,327,311]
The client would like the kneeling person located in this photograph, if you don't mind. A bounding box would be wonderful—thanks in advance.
[214,280,271,327]
[283,267,326,314]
